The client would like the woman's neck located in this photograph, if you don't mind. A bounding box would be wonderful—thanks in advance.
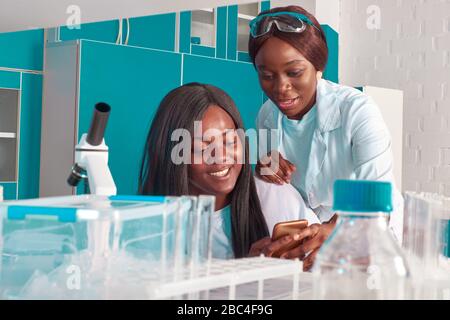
[188,183,231,211]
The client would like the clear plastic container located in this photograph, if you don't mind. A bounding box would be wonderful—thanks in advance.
[403,192,450,268]
[312,180,411,300]
[403,192,450,299]
[0,194,214,299]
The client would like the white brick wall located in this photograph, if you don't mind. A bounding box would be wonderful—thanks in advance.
[340,0,450,195]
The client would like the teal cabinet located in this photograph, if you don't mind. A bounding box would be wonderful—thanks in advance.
[127,13,176,51]
[216,7,228,59]
[41,40,182,197]
[227,5,238,61]
[322,25,339,83]
[60,20,119,43]
[18,74,42,199]
[0,183,17,200]
[59,13,176,51]
[0,29,44,71]
[179,11,192,54]
[0,71,20,88]
[260,1,271,11]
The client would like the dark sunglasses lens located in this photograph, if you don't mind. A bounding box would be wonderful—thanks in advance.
[255,16,273,36]
[275,15,306,28]
[254,15,308,36]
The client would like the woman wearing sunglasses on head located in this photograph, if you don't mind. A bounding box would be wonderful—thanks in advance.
[248,6,403,270]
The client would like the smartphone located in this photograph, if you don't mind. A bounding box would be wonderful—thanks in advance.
[271,219,308,258]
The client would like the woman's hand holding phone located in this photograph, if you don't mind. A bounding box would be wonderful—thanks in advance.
[248,216,337,271]
[248,219,307,258]
[280,215,338,271]
[248,234,301,258]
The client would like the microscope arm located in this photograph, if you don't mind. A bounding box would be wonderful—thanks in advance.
[84,152,117,196]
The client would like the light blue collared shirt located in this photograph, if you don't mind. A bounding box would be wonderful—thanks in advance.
[282,105,317,200]
[211,205,234,259]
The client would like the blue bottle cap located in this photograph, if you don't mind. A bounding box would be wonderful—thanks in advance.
[333,180,393,213]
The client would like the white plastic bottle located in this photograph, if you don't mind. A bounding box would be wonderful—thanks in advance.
[312,180,410,300]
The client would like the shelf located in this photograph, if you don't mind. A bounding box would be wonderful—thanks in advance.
[197,9,255,21]
[198,8,214,13]
[0,132,16,139]
[238,13,255,21]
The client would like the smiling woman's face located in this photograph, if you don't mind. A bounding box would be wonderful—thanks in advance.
[255,37,321,120]
[188,105,243,205]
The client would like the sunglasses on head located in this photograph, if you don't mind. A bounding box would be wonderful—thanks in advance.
[249,11,320,38]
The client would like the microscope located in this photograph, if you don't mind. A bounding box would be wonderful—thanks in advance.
[67,103,117,267]
[67,103,117,196]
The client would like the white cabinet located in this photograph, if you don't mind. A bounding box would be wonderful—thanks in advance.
[361,86,404,191]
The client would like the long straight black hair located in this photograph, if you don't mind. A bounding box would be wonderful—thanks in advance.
[139,83,269,258]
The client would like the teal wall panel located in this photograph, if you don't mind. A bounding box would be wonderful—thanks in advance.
[79,40,182,195]
[216,6,228,59]
[182,55,263,163]
[237,51,251,63]
[182,55,262,130]
[0,29,44,71]
[227,5,238,61]
[322,25,339,83]
[179,11,192,54]
[0,183,17,200]
[60,14,176,51]
[60,20,119,43]
[191,45,215,58]
[18,73,42,199]
[127,13,176,51]
[0,71,20,89]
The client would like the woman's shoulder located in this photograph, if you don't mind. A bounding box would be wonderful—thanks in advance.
[254,176,302,202]
[319,80,382,127]
[321,80,375,110]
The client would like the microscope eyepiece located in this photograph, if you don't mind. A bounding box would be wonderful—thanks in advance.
[86,102,111,146]
[68,102,113,191]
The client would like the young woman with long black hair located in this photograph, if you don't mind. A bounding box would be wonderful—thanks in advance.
[139,83,316,259]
